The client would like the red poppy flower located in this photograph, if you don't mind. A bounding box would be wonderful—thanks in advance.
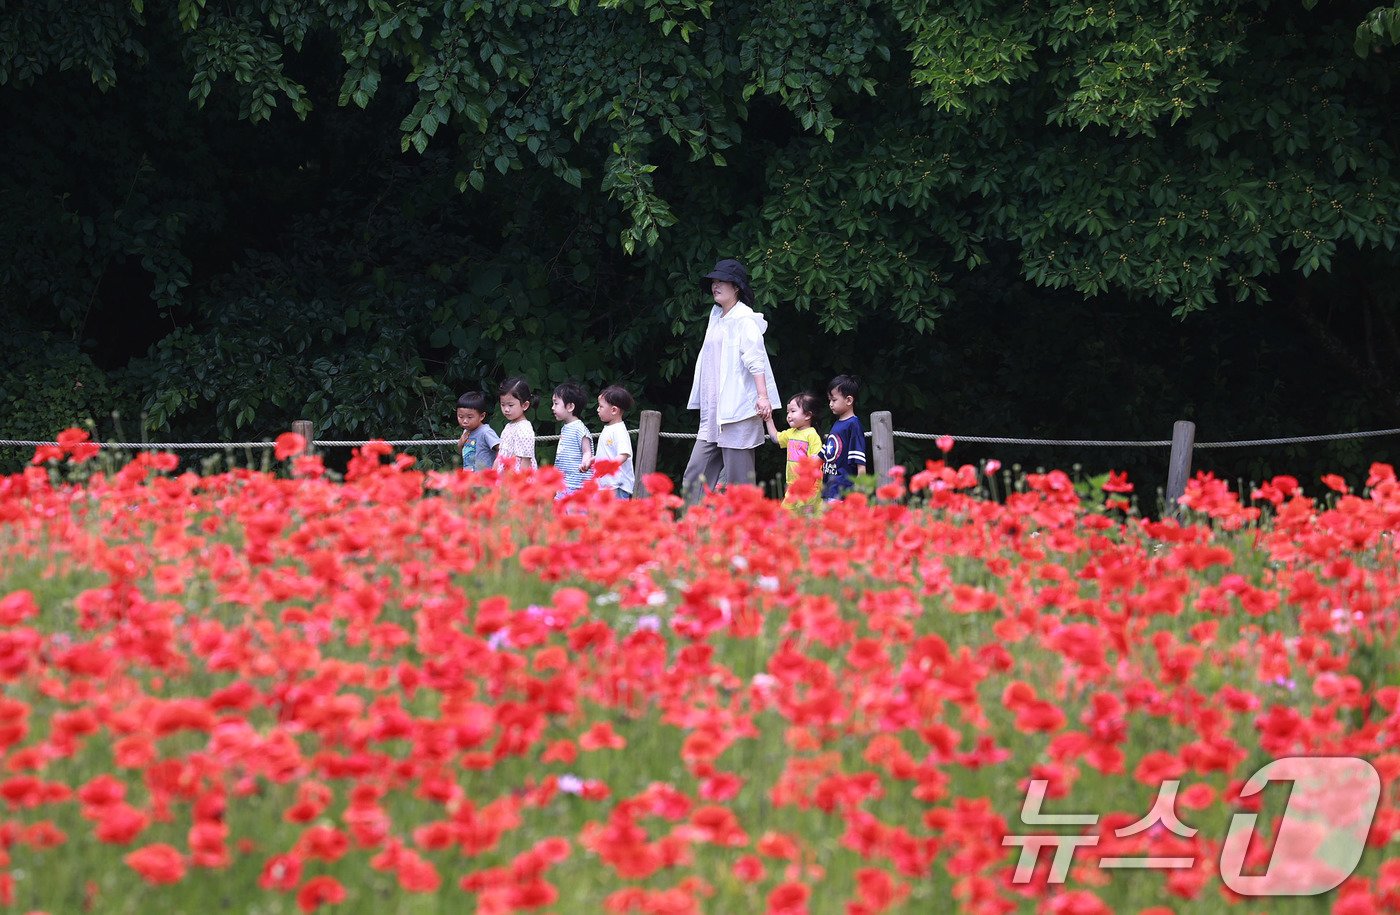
[94,803,149,845]
[296,875,347,912]
[579,722,627,752]
[30,444,62,464]
[295,825,349,862]
[1101,470,1134,493]
[124,843,186,885]
[0,591,38,626]
[258,853,303,892]
[733,854,766,883]
[56,427,100,462]
[767,881,810,915]
[275,432,308,460]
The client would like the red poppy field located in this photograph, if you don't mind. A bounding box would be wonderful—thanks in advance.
[2,436,1400,914]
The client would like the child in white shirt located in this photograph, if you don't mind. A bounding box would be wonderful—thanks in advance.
[585,384,635,498]
[494,376,538,471]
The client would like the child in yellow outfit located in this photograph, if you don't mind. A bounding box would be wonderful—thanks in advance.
[764,392,824,508]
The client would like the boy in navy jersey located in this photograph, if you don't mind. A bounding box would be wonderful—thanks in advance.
[821,374,866,500]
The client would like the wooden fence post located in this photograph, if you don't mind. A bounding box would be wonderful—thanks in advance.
[292,419,315,453]
[633,410,661,497]
[871,411,895,484]
[1165,420,1196,515]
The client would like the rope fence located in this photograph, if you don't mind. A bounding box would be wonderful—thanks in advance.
[891,431,1172,447]
[1195,428,1400,449]
[0,437,634,449]
[889,428,1400,449]
[5,414,1398,506]
[0,440,278,450]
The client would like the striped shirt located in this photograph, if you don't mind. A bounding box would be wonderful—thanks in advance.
[555,419,593,492]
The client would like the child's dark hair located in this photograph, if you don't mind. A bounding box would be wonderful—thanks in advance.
[829,374,860,400]
[498,376,532,405]
[553,382,588,418]
[789,391,821,419]
[599,384,634,415]
[457,391,490,413]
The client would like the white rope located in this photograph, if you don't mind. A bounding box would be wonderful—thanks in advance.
[1,429,641,450]
[315,428,637,447]
[0,440,276,450]
[892,427,1400,448]
[313,439,478,447]
[5,425,1398,452]
[658,431,870,440]
[892,431,1172,447]
[1196,428,1400,448]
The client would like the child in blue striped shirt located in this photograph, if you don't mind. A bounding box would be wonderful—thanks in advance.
[551,382,594,498]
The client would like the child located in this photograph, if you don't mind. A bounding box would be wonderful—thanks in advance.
[494,376,538,471]
[551,381,594,496]
[456,391,501,471]
[820,374,866,501]
[586,384,635,499]
[763,392,824,507]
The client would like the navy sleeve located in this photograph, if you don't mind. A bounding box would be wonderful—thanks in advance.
[846,417,866,467]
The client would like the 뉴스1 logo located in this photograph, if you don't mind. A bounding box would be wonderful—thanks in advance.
[1003,756,1381,896]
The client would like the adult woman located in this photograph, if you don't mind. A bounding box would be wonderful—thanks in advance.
[682,257,780,503]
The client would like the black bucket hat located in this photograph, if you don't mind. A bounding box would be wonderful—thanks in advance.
[701,258,754,306]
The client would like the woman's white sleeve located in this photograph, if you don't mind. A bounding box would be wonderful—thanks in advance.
[738,321,767,376]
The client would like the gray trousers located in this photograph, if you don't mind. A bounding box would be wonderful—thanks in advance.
[682,439,756,504]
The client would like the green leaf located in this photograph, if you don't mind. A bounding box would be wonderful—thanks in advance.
[177,0,204,31]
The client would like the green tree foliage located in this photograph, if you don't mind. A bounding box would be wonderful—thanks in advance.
[123,174,620,440]
[1354,1,1400,53]
[0,333,141,472]
[6,0,1396,319]
[894,0,1399,312]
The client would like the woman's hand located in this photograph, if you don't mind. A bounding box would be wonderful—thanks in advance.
[755,395,772,420]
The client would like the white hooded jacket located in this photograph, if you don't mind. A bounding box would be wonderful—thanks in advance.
[687,301,781,429]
